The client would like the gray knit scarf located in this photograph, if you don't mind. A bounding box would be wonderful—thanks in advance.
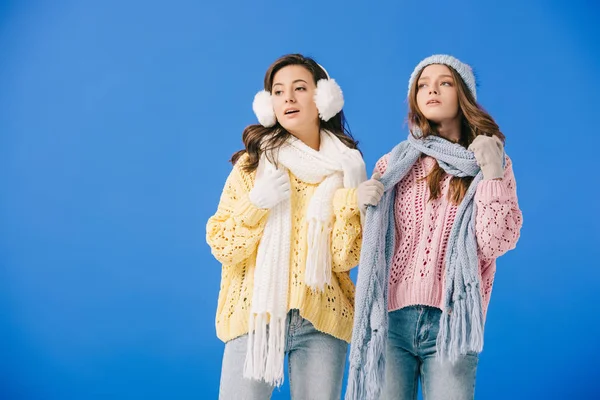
[346,131,499,400]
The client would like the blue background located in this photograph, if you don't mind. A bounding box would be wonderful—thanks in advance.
[1,0,599,399]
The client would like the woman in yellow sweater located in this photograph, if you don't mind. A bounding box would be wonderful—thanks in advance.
[206,54,372,399]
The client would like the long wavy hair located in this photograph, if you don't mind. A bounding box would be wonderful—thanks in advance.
[230,54,358,171]
[408,65,506,204]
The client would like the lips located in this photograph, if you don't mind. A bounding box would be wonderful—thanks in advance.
[426,100,441,105]
[284,108,299,115]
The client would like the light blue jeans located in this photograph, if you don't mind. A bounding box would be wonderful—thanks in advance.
[381,306,479,400]
[219,309,348,400]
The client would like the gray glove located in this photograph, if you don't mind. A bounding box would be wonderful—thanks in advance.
[468,135,504,180]
[357,171,384,212]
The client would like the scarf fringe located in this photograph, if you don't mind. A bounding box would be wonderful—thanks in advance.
[436,285,484,363]
[305,218,333,291]
[344,329,386,400]
[344,366,364,400]
[364,329,386,400]
[243,313,285,387]
[466,284,484,352]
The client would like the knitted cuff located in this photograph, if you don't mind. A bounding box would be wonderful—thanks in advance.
[234,194,269,227]
[475,179,512,203]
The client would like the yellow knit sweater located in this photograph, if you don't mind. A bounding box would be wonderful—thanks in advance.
[206,153,362,343]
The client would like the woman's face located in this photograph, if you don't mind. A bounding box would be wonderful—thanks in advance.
[271,65,320,135]
[416,64,460,125]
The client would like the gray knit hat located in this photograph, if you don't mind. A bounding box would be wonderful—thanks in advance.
[407,54,477,100]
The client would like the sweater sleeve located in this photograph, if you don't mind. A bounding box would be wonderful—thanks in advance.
[206,155,269,265]
[330,188,362,273]
[374,153,391,175]
[474,156,523,260]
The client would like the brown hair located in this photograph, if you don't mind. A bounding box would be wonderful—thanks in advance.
[407,65,505,204]
[230,54,358,171]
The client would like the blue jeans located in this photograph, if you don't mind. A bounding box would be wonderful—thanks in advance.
[381,306,479,400]
[219,309,348,400]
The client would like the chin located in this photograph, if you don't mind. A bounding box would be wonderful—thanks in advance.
[423,113,450,124]
[281,120,309,133]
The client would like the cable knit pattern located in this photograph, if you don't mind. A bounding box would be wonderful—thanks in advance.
[206,153,361,346]
[375,154,522,317]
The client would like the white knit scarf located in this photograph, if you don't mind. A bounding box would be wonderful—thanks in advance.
[243,130,364,386]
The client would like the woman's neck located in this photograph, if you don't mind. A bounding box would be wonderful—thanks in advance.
[435,118,461,143]
[290,126,321,150]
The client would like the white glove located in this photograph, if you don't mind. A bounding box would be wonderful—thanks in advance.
[357,171,384,212]
[468,135,504,180]
[249,167,290,209]
[339,150,367,188]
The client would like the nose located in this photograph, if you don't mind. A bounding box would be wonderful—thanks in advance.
[429,87,439,95]
[285,91,296,103]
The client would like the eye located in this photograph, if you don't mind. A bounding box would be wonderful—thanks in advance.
[417,83,427,89]
[273,90,283,96]
[295,86,306,91]
[441,81,453,86]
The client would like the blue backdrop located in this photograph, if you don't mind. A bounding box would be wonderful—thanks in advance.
[1,1,599,399]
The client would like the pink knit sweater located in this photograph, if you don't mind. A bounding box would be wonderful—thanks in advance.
[375,154,522,317]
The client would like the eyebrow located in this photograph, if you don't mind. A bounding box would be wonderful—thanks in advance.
[418,74,454,81]
[272,79,308,87]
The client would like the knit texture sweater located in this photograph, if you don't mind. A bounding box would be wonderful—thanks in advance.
[206,153,362,343]
[375,154,522,317]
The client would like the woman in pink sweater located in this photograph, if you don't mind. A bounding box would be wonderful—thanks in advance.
[354,55,523,399]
